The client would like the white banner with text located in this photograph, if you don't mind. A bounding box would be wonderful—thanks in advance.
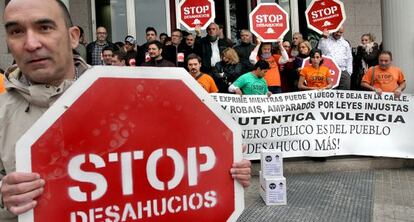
[211,90,414,160]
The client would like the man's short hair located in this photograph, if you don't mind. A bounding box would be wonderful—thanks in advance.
[186,53,202,64]
[254,60,270,70]
[102,45,115,53]
[112,50,126,61]
[147,40,163,50]
[171,29,183,37]
[146,27,157,35]
[380,51,393,60]
[55,0,73,27]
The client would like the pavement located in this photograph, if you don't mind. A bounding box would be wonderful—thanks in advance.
[238,158,414,222]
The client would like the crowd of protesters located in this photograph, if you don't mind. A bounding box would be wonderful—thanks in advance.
[0,23,406,97]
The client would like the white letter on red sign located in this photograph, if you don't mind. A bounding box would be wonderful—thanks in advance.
[188,146,216,186]
[68,154,108,202]
[147,148,185,191]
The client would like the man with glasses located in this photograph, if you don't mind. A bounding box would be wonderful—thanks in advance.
[86,26,115,65]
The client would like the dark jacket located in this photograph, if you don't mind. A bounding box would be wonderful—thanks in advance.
[194,36,233,74]
[234,42,255,73]
[135,42,150,66]
[86,41,115,65]
[141,58,175,67]
[213,61,243,93]
[162,43,188,68]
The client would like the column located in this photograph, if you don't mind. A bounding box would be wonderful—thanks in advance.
[381,0,414,93]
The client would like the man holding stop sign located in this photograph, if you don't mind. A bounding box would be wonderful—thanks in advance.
[0,1,251,222]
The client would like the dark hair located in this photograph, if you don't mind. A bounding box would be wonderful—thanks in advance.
[309,48,324,65]
[102,45,115,53]
[56,0,73,27]
[258,42,273,57]
[114,42,125,51]
[112,50,126,61]
[380,50,393,60]
[160,33,168,38]
[254,60,270,70]
[186,53,202,63]
[171,29,183,37]
[147,40,163,50]
[146,27,157,35]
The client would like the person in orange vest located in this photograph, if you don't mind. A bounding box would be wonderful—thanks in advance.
[0,70,5,94]
[187,53,218,93]
[249,39,289,93]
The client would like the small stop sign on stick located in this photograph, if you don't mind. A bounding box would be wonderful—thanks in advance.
[305,0,346,34]
[249,3,290,42]
[179,0,215,30]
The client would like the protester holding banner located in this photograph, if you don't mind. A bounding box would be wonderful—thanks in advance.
[361,51,406,98]
[249,40,289,94]
[228,60,271,96]
[298,49,333,90]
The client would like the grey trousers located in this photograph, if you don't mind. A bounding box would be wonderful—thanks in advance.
[335,71,351,90]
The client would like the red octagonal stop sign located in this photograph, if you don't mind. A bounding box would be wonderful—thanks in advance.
[301,55,342,88]
[16,67,243,222]
[179,0,215,30]
[305,0,346,35]
[249,3,290,42]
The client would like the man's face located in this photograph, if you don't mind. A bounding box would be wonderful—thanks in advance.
[4,0,79,85]
[186,35,195,47]
[240,31,251,44]
[96,27,107,42]
[261,44,272,55]
[299,43,310,55]
[102,50,113,65]
[256,68,268,78]
[292,34,302,46]
[111,55,125,66]
[378,54,392,70]
[207,24,219,37]
[171,31,182,46]
[333,28,344,40]
[187,58,201,76]
[146,31,157,42]
[147,44,162,59]
[282,41,291,51]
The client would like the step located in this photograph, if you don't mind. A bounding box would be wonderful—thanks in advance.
[250,156,414,176]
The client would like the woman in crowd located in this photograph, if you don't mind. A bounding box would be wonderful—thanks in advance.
[213,48,243,93]
[353,33,381,90]
[298,49,332,90]
[249,40,289,94]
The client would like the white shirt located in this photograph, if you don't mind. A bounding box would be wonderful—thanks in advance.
[318,36,353,74]
[210,39,221,67]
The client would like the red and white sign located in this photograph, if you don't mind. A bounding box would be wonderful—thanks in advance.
[16,67,243,222]
[305,0,346,35]
[249,3,290,42]
[178,0,215,30]
[301,55,342,88]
